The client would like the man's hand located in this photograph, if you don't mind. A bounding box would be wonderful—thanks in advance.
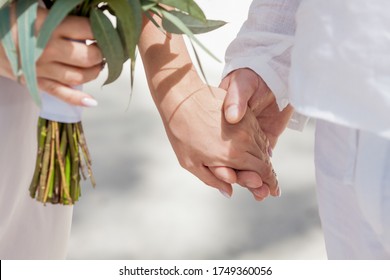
[212,68,293,200]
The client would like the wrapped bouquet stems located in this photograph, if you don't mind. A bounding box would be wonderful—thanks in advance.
[28,87,96,205]
[29,118,95,205]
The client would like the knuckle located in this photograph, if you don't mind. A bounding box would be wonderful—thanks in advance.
[264,169,277,186]
[90,66,102,80]
[40,43,57,61]
[178,159,187,169]
[65,72,84,86]
[92,67,101,78]
[178,157,193,171]
[79,18,94,38]
[87,46,103,65]
[226,149,241,163]
[39,79,56,93]
[203,180,215,188]
[236,129,252,144]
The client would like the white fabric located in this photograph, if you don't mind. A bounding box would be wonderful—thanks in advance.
[40,88,83,123]
[315,120,390,259]
[224,0,390,258]
[0,77,73,259]
[290,0,390,139]
[224,0,390,137]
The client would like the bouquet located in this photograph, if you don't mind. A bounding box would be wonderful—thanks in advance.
[0,0,225,205]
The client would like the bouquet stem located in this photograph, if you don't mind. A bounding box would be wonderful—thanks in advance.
[29,118,95,205]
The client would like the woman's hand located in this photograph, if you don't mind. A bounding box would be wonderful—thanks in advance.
[0,7,103,107]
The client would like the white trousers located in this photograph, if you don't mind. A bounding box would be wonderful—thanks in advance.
[0,78,73,259]
[315,120,390,259]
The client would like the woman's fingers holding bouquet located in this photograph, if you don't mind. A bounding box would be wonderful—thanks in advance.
[36,59,102,86]
[36,13,103,76]
[36,7,101,68]
[34,8,103,106]
[37,78,98,107]
[35,43,102,106]
[54,14,95,41]
[40,38,103,68]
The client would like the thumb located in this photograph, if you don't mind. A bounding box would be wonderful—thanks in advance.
[220,71,254,124]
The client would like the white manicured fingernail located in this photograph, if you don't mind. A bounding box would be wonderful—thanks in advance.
[219,189,231,199]
[81,97,98,107]
[225,105,239,122]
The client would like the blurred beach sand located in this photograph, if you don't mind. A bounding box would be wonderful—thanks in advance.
[67,0,327,260]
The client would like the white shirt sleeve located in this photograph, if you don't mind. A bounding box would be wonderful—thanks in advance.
[289,0,390,139]
[223,0,308,131]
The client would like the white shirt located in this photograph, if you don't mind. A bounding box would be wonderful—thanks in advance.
[223,0,390,139]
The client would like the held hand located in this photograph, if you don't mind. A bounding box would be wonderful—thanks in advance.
[162,85,276,197]
[213,68,293,200]
[0,7,103,107]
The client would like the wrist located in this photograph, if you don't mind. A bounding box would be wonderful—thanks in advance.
[151,72,205,123]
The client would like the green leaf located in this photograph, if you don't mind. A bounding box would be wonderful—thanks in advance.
[0,0,10,9]
[36,0,84,59]
[143,9,163,30]
[126,0,143,53]
[141,0,157,12]
[0,5,19,76]
[16,0,40,106]
[156,7,221,62]
[107,0,142,61]
[157,0,206,21]
[116,22,130,64]
[189,39,209,85]
[162,10,226,34]
[90,8,125,85]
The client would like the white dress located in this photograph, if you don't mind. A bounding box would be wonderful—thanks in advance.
[224,0,390,259]
[0,77,73,259]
